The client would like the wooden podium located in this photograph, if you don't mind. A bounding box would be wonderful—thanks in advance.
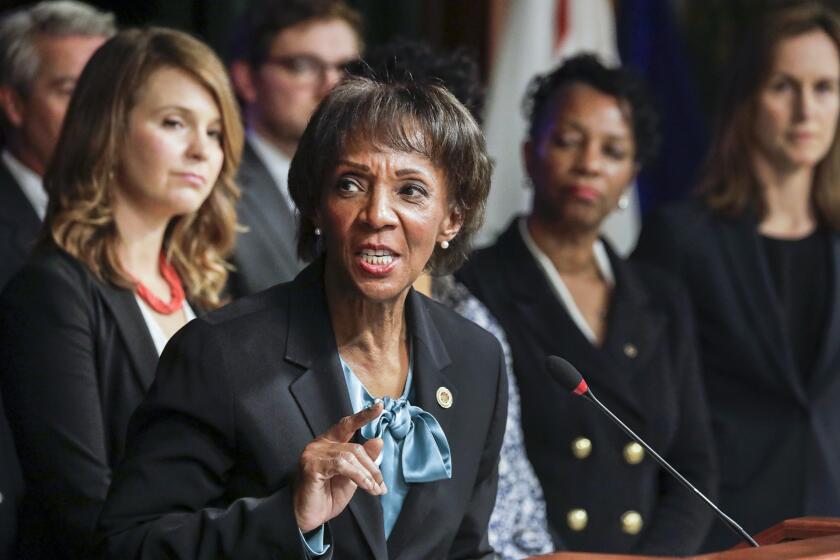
[528,517,840,559]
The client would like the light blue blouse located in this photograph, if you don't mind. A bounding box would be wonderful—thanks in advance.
[301,351,453,556]
[340,352,452,537]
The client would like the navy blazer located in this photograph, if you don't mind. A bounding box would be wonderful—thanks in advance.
[0,386,23,560]
[99,260,508,559]
[229,141,304,297]
[0,247,161,559]
[635,200,840,549]
[457,220,717,555]
[0,160,41,291]
[0,159,34,558]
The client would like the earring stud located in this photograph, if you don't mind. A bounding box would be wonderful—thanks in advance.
[440,240,450,250]
[314,227,321,236]
[617,193,630,210]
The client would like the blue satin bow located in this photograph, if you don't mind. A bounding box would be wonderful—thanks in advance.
[361,396,452,483]
[340,357,452,537]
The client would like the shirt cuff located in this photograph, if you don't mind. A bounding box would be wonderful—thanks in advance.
[300,525,330,556]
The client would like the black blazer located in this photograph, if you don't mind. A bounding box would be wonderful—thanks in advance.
[635,200,840,549]
[98,260,508,559]
[0,160,41,291]
[457,220,717,555]
[0,247,161,559]
[0,386,24,560]
[229,141,304,297]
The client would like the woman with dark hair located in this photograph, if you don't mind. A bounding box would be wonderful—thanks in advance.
[635,0,840,548]
[0,27,243,558]
[98,74,504,559]
[350,40,555,559]
[457,54,717,555]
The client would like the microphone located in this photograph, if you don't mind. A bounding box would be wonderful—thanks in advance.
[545,355,759,549]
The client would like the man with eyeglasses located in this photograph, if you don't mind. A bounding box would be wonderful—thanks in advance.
[228,0,362,297]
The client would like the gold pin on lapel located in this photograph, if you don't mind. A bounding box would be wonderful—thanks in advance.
[436,386,453,408]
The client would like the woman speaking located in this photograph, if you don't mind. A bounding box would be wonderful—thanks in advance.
[99,75,505,559]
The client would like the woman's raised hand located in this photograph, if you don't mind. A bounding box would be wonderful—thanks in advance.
[294,402,386,532]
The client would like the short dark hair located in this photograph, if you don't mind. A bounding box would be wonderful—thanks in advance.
[229,0,363,65]
[346,39,484,124]
[523,53,659,166]
[289,76,492,274]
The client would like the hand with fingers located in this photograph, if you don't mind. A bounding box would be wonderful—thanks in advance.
[294,402,388,532]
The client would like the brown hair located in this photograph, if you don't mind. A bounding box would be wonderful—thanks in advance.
[43,27,244,309]
[230,0,363,65]
[700,1,840,228]
[289,76,492,274]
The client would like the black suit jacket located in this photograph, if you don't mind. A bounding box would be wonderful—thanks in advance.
[229,141,304,297]
[98,260,508,559]
[0,160,41,291]
[0,386,24,560]
[0,247,160,559]
[634,200,840,549]
[457,220,717,555]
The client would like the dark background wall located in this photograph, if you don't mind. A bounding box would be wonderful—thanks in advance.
[0,0,493,76]
[4,0,840,121]
[3,0,840,210]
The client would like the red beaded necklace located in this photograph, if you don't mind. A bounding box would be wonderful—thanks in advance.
[133,253,185,315]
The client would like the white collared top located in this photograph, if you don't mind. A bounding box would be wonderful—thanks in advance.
[2,149,47,220]
[134,295,197,355]
[518,217,614,344]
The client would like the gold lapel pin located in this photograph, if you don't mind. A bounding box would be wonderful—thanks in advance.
[436,386,453,409]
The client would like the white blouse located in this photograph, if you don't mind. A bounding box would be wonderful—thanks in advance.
[134,295,197,355]
[518,218,614,344]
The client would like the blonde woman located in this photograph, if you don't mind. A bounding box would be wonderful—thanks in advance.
[0,27,242,559]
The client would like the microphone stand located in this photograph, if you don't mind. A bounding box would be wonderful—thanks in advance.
[582,388,759,548]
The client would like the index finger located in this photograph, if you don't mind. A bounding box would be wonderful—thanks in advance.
[324,402,383,443]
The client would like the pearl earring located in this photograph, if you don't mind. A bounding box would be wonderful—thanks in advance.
[440,240,450,250]
[617,192,630,210]
[314,227,321,236]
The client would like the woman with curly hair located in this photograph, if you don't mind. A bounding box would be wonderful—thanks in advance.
[0,27,242,559]
[458,54,717,554]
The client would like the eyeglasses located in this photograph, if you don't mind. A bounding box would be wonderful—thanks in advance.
[261,54,357,87]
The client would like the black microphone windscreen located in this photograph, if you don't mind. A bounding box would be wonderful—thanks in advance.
[545,355,585,392]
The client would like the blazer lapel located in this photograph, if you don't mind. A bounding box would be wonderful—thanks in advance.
[238,142,299,264]
[600,245,666,411]
[95,281,159,390]
[0,163,41,253]
[285,263,387,560]
[500,223,646,419]
[386,290,456,559]
[808,233,840,397]
[717,217,807,403]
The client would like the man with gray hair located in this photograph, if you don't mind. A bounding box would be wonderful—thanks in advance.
[0,3,113,558]
[0,1,115,291]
